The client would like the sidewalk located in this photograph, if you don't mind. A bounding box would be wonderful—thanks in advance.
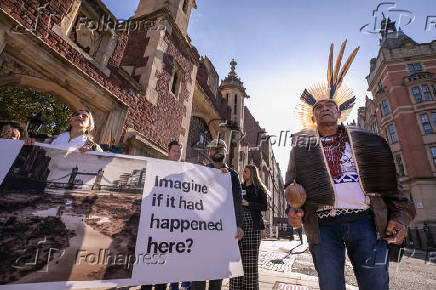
[249,237,436,290]
[95,236,436,290]
[221,237,357,290]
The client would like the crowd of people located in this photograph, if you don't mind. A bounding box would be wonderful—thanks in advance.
[0,41,416,290]
[1,109,269,290]
[142,138,268,290]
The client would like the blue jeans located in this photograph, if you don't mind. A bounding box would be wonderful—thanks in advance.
[170,282,191,290]
[309,215,389,290]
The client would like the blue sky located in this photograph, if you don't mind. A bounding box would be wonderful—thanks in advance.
[102,0,435,176]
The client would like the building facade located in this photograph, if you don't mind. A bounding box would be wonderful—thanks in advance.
[185,58,286,229]
[1,0,201,158]
[361,18,436,227]
[0,0,286,228]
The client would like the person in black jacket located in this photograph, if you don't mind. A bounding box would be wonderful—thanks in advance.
[230,164,268,290]
[191,138,244,290]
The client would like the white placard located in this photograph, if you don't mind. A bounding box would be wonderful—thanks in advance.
[0,140,242,289]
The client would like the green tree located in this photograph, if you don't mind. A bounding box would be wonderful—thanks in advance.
[0,86,72,136]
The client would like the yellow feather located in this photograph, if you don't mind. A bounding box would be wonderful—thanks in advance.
[336,46,360,89]
[332,40,347,85]
[327,44,334,87]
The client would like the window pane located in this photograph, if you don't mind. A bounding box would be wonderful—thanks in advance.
[378,80,383,89]
[422,85,433,100]
[408,64,415,74]
[412,87,422,103]
[395,155,405,176]
[382,99,390,114]
[431,147,436,158]
[421,114,429,122]
[421,114,432,134]
[432,112,436,127]
[424,124,432,134]
[389,124,397,143]
[431,147,436,166]
[234,94,238,114]
[395,155,401,163]
[414,63,422,72]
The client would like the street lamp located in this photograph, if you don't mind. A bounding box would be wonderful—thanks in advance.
[190,119,244,165]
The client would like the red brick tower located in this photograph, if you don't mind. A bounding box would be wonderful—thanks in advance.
[365,18,436,226]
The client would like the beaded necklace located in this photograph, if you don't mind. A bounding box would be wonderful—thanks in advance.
[320,127,349,179]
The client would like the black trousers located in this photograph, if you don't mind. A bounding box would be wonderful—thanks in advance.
[229,209,261,290]
[141,284,167,290]
[191,280,222,290]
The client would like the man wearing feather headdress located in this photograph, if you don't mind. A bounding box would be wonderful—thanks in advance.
[284,40,415,290]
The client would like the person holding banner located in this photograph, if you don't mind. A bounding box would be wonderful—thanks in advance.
[191,138,244,290]
[229,164,267,290]
[25,109,102,152]
[141,140,191,290]
[167,140,192,290]
[168,140,182,162]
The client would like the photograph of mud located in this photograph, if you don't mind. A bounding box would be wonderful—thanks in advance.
[0,145,146,284]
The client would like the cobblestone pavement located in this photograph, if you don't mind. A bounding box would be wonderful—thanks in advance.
[89,237,436,290]
[261,238,436,290]
[258,250,294,272]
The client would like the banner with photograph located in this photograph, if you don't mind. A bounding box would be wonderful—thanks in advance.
[0,140,243,289]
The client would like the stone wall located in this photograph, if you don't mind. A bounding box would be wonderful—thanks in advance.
[0,0,198,154]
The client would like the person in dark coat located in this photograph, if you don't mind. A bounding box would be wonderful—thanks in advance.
[191,138,244,290]
[230,164,268,290]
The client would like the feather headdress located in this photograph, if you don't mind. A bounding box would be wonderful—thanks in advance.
[297,40,360,128]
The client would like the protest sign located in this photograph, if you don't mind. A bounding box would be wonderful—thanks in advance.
[0,140,243,289]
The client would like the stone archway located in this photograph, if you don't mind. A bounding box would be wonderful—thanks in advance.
[0,73,109,140]
[0,39,128,144]
[0,85,72,137]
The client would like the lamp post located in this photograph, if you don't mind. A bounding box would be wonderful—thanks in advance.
[191,119,245,165]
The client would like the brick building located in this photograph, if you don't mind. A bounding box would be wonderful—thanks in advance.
[0,0,285,226]
[186,58,286,229]
[1,0,201,158]
[360,18,436,226]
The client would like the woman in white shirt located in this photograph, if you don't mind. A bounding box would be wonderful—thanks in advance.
[26,110,102,152]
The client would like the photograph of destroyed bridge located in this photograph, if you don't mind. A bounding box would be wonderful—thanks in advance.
[0,144,147,284]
